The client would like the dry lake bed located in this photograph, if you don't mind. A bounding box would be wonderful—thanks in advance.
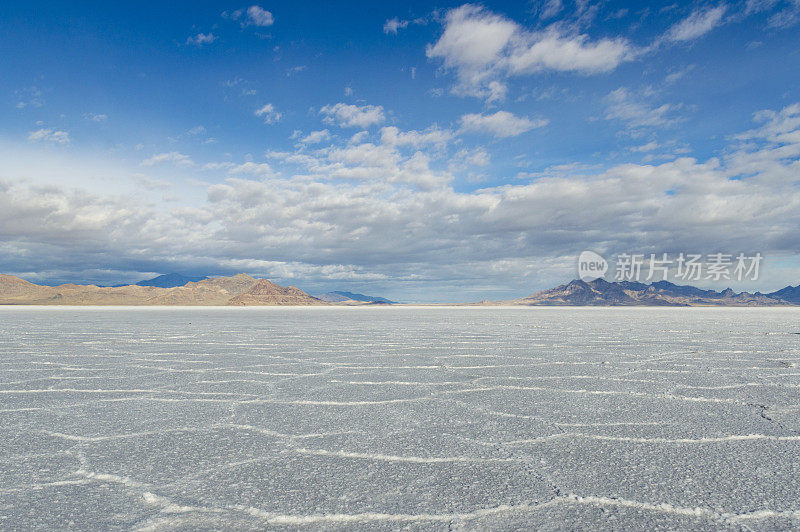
[1,307,799,530]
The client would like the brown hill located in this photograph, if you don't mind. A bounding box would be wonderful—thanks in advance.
[145,274,260,305]
[228,279,325,305]
[45,285,162,305]
[0,274,56,302]
[0,274,326,306]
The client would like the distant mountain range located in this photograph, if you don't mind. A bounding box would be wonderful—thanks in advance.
[131,274,398,303]
[315,291,397,304]
[2,273,800,306]
[133,273,208,288]
[0,274,325,306]
[508,278,800,306]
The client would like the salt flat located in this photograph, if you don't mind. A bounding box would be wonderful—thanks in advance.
[1,307,799,530]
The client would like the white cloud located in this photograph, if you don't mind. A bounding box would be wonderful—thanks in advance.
[630,141,660,152]
[504,29,631,75]
[84,113,108,122]
[15,86,44,109]
[427,5,633,101]
[535,0,563,19]
[7,103,800,299]
[289,133,453,189]
[245,5,274,26]
[380,126,452,148]
[664,65,695,84]
[768,1,800,28]
[459,111,548,137]
[746,0,800,28]
[664,5,727,42]
[734,103,800,145]
[484,81,508,103]
[604,88,684,128]
[449,147,491,171]
[383,17,409,34]
[327,142,400,170]
[298,130,331,145]
[225,5,274,27]
[229,162,275,178]
[140,152,194,167]
[202,162,236,171]
[255,103,282,124]
[28,128,70,144]
[186,32,217,46]
[349,131,368,144]
[320,103,386,128]
[286,65,307,77]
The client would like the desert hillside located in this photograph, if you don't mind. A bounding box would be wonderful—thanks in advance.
[506,279,793,307]
[0,274,326,306]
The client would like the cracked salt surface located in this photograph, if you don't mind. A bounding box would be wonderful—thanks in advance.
[0,306,799,530]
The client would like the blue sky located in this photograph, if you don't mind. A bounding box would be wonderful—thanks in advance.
[2,1,800,301]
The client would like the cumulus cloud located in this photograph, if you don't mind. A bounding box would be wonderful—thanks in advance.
[5,104,800,298]
[604,88,684,128]
[630,141,661,153]
[320,103,386,128]
[28,129,70,144]
[664,5,727,42]
[459,111,548,137]
[383,17,409,34]
[245,5,274,26]
[503,29,631,74]
[255,103,282,124]
[282,129,453,189]
[140,152,194,167]
[84,113,108,122]
[449,147,491,172]
[380,126,452,148]
[225,5,274,27]
[297,130,331,145]
[229,162,275,178]
[202,162,236,171]
[427,5,633,100]
[186,32,217,46]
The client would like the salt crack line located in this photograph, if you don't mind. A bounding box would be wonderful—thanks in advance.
[555,421,664,427]
[291,447,517,464]
[328,379,467,386]
[566,494,800,524]
[221,423,363,440]
[217,494,800,526]
[439,385,743,404]
[76,469,150,489]
[232,498,564,525]
[241,397,432,406]
[40,427,215,442]
[75,470,211,518]
[494,433,800,446]
[0,388,258,398]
